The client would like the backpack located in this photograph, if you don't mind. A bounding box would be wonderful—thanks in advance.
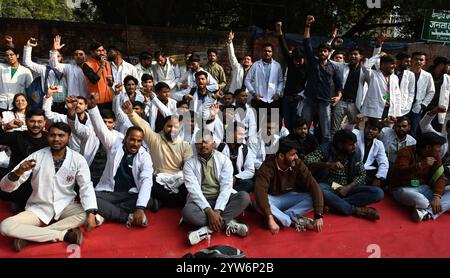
[25,66,61,109]
[182,245,246,258]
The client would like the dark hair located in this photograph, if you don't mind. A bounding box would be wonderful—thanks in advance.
[396,116,411,125]
[332,50,346,58]
[108,46,122,54]
[318,43,332,52]
[26,109,45,119]
[125,126,144,139]
[162,114,183,127]
[49,122,71,135]
[263,43,274,50]
[380,55,396,65]
[207,49,218,56]
[123,75,139,86]
[195,71,208,79]
[396,52,411,61]
[365,118,383,132]
[195,128,215,143]
[411,51,427,58]
[141,73,153,82]
[89,41,103,52]
[4,46,20,56]
[139,51,152,61]
[177,100,189,108]
[188,54,201,63]
[291,47,304,60]
[132,101,145,110]
[224,91,234,96]
[234,89,246,97]
[76,96,87,105]
[446,120,450,130]
[333,130,357,149]
[154,50,165,59]
[100,109,116,121]
[349,46,362,55]
[277,137,300,155]
[155,82,170,93]
[12,93,28,113]
[292,117,308,130]
[416,132,446,149]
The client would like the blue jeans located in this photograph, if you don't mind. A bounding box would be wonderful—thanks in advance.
[302,98,331,144]
[265,192,313,227]
[282,95,300,131]
[408,111,421,138]
[320,183,384,216]
[391,185,450,220]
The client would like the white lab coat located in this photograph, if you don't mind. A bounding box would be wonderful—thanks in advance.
[411,69,435,114]
[219,144,256,180]
[92,105,153,208]
[49,50,88,97]
[234,104,257,138]
[0,64,33,110]
[352,129,389,179]
[147,96,178,130]
[0,147,97,224]
[175,67,218,99]
[437,74,450,124]
[135,63,154,83]
[111,60,139,86]
[361,55,402,118]
[183,150,235,211]
[152,61,180,90]
[67,114,100,166]
[244,59,284,103]
[420,111,448,159]
[1,111,27,132]
[227,41,246,94]
[23,46,68,101]
[397,69,416,116]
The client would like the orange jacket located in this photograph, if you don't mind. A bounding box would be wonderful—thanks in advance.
[83,58,113,104]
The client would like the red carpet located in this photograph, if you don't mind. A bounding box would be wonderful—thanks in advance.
[0,196,449,258]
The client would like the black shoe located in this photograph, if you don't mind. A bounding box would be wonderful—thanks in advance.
[13,238,29,252]
[64,228,83,245]
[147,197,160,212]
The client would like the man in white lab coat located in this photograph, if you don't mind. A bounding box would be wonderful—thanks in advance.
[87,93,153,227]
[0,122,98,252]
[182,129,250,245]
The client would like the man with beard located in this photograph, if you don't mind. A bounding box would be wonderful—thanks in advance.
[393,52,415,117]
[204,49,227,91]
[0,122,97,252]
[123,100,193,209]
[301,15,343,144]
[107,46,139,87]
[181,71,223,114]
[147,82,178,133]
[135,51,154,83]
[0,109,48,211]
[82,42,114,110]
[226,31,253,97]
[254,137,324,235]
[351,119,389,187]
[305,130,384,221]
[177,54,218,94]
[286,117,318,160]
[233,89,257,138]
[379,116,416,166]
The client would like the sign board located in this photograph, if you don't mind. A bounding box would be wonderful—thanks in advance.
[421,10,450,43]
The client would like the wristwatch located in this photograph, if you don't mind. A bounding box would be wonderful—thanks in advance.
[314,213,323,219]
[85,209,97,216]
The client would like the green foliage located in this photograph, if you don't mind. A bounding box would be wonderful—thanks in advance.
[0,0,74,21]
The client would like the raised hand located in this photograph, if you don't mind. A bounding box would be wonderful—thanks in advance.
[210,103,220,119]
[227,31,234,43]
[114,83,124,96]
[4,35,13,46]
[65,96,78,112]
[27,37,38,48]
[122,100,134,115]
[377,30,388,46]
[275,21,283,36]
[53,35,65,51]
[16,159,37,176]
[47,85,59,98]
[87,92,99,109]
[306,15,315,25]
[330,27,338,39]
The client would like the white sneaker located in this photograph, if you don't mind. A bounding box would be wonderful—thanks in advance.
[187,226,213,245]
[411,208,432,223]
[95,214,105,226]
[225,219,249,237]
[126,213,148,227]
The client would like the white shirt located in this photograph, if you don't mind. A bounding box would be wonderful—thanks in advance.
[378,127,416,164]
[111,60,139,86]
[49,50,88,97]
[0,63,33,110]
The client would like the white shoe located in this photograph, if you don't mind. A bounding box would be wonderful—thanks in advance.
[188,226,213,245]
[126,213,148,227]
[225,219,249,237]
[95,214,105,226]
[411,208,432,223]
[291,216,314,232]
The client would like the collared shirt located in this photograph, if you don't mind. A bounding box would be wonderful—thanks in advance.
[275,157,293,173]
[263,60,272,85]
[199,154,220,198]
[204,62,227,90]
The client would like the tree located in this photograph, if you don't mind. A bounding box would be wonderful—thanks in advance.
[0,0,74,21]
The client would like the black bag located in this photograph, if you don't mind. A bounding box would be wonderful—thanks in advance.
[183,245,246,258]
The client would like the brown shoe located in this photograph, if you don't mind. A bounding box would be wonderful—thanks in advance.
[64,228,83,245]
[13,238,29,252]
[355,207,380,221]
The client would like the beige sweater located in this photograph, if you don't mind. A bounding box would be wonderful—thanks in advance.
[128,112,192,174]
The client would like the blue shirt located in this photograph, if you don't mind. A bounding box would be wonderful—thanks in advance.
[303,38,343,102]
[263,61,272,85]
